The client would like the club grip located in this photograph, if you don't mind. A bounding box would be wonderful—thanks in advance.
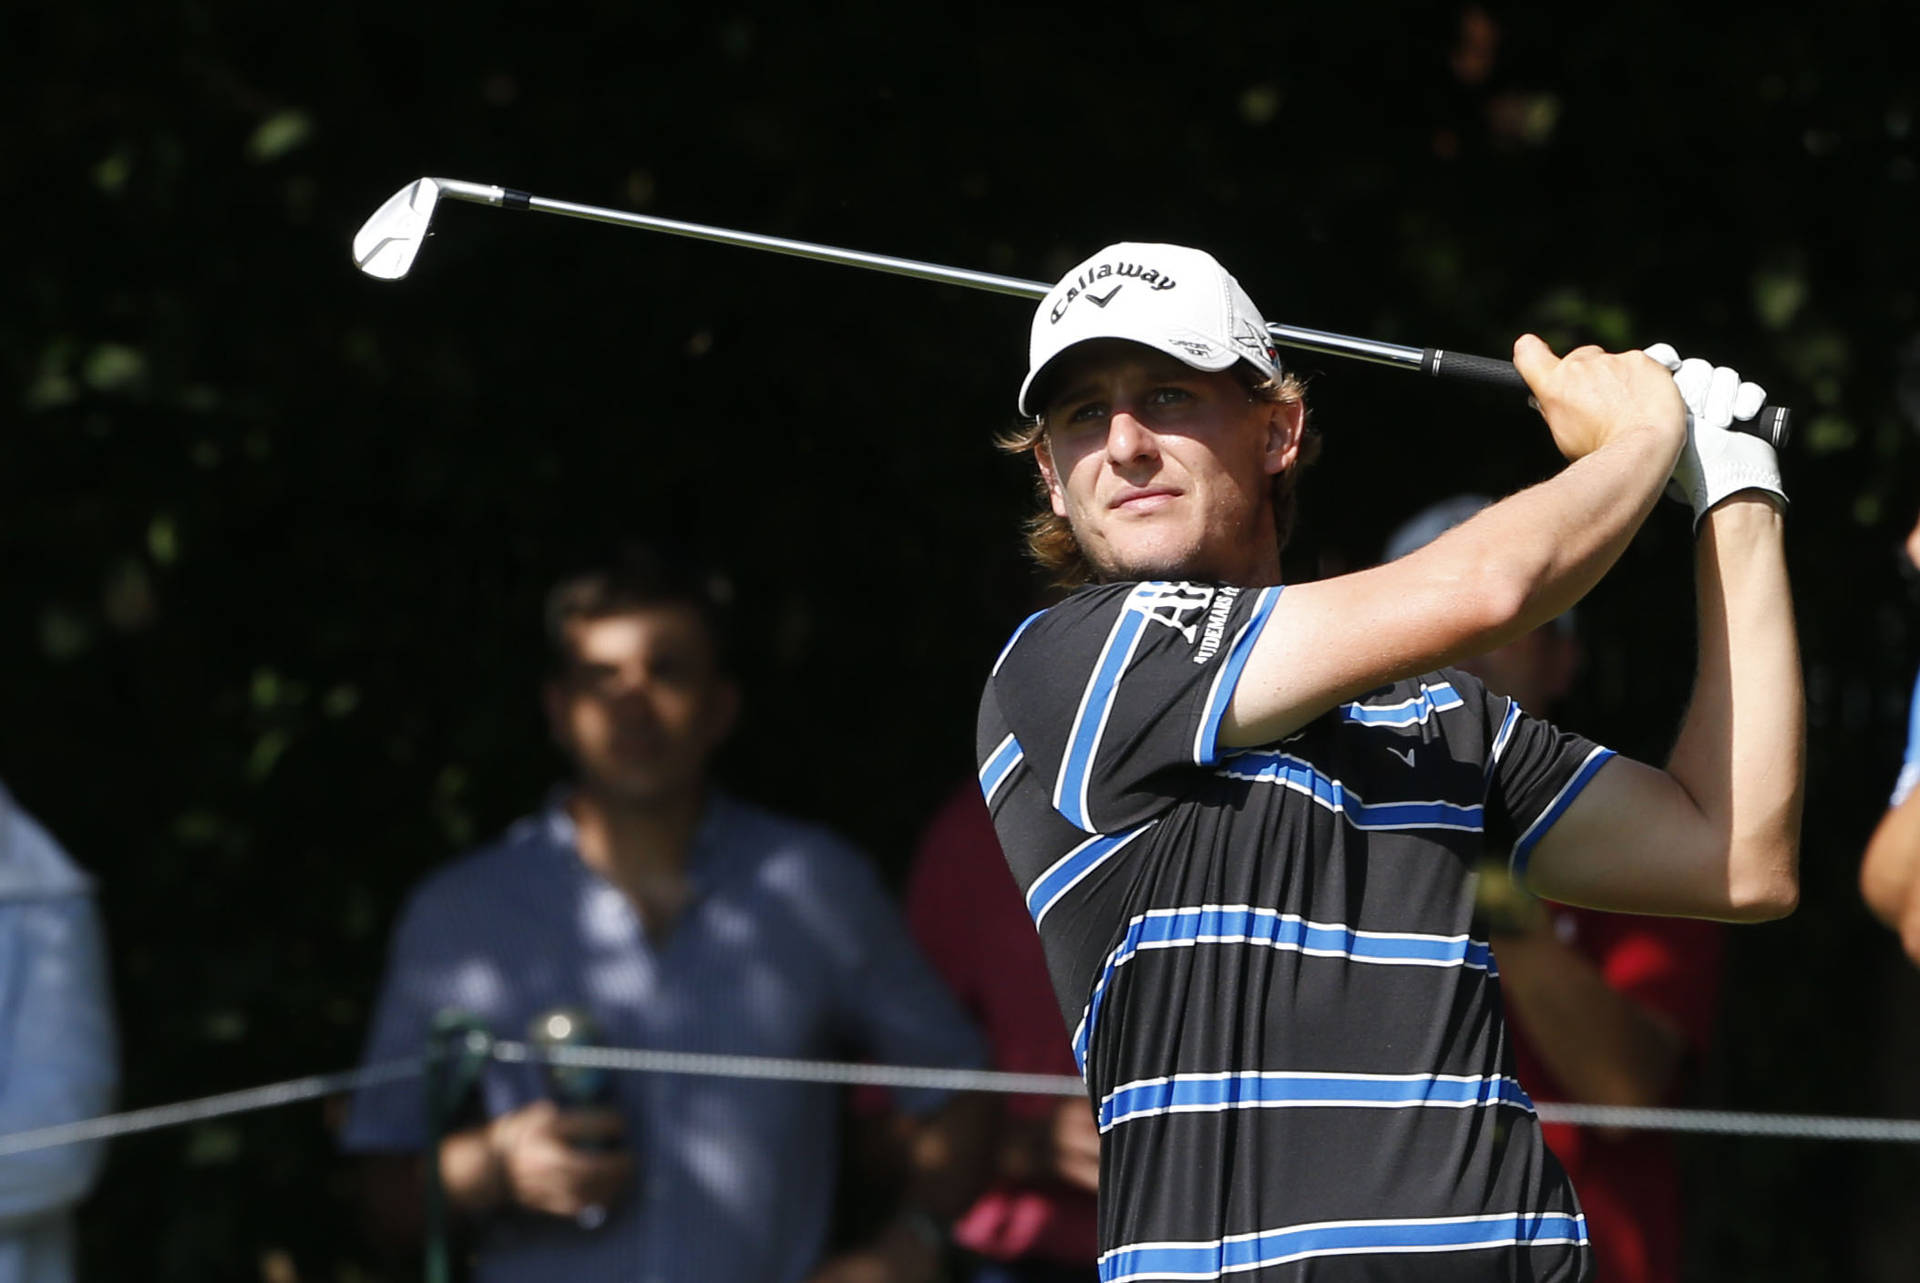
[1419,348,1792,450]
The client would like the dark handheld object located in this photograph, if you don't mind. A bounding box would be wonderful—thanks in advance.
[530,1007,618,1150]
[1411,346,1791,450]
[353,179,1793,448]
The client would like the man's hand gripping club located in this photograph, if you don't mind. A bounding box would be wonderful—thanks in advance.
[1644,343,1786,524]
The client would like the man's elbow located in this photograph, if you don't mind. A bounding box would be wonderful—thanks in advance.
[1725,847,1800,922]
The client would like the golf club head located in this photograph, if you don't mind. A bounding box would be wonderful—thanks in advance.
[353,178,443,280]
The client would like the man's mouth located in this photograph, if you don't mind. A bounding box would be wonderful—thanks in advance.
[1110,487,1180,513]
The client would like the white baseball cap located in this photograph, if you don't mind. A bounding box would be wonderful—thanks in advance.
[1017,242,1281,416]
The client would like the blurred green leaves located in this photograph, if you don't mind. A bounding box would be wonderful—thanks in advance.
[245,110,313,164]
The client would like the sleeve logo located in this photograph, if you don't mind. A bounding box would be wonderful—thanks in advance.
[1127,583,1239,661]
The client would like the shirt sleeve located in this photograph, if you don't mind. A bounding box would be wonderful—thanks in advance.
[0,894,118,1226]
[1893,665,1920,808]
[338,881,533,1152]
[990,580,1283,833]
[1475,681,1616,881]
[807,841,987,1116]
[340,870,555,1153]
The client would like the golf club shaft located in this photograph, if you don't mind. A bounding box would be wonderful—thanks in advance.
[430,182,1791,448]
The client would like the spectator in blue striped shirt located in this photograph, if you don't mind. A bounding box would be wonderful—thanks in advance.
[1861,512,1920,964]
[343,548,988,1283]
[0,783,118,1283]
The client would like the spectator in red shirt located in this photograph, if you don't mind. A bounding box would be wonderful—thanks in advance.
[901,782,1099,1283]
[1386,496,1724,1283]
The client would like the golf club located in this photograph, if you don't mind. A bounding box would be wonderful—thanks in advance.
[353,177,1792,448]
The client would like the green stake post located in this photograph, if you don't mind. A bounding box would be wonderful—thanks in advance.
[422,1011,493,1283]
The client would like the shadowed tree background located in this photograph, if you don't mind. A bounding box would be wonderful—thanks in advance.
[8,0,1920,1278]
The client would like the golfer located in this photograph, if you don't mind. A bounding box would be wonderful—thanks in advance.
[976,243,1803,1282]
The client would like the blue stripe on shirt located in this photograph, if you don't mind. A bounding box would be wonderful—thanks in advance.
[1339,681,1464,726]
[977,733,1024,807]
[992,608,1049,676]
[1193,586,1282,766]
[1217,751,1484,831]
[1054,596,1152,832]
[1509,746,1616,879]
[1099,1070,1534,1131]
[1097,1212,1589,1283]
[1070,905,1493,1072]
[1025,823,1155,928]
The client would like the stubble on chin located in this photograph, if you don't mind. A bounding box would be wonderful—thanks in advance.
[1083,530,1202,585]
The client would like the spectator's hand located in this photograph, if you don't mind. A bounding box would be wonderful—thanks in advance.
[997,1099,1101,1192]
[804,1215,941,1283]
[1049,1098,1101,1192]
[485,1100,632,1220]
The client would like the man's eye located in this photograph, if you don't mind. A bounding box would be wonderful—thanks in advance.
[1147,386,1193,406]
[1065,402,1108,424]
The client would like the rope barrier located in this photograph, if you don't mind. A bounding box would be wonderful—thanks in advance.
[1533,1101,1920,1143]
[5,1043,1919,1153]
[489,1037,1089,1098]
[0,1058,420,1157]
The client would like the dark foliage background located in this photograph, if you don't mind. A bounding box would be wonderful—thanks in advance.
[8,1,1920,1278]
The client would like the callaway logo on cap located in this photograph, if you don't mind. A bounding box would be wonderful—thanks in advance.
[1018,242,1281,416]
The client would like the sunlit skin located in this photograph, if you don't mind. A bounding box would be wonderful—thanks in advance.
[541,607,738,810]
[1033,340,1305,585]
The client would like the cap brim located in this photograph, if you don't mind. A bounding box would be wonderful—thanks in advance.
[1018,332,1251,417]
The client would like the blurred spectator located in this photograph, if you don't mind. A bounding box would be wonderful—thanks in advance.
[1385,498,1723,1283]
[1860,510,1920,963]
[0,783,118,1283]
[897,784,1098,1283]
[341,549,987,1283]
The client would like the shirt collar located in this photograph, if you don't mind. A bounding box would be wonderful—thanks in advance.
[536,786,739,894]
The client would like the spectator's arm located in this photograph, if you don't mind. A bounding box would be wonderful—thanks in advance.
[0,896,118,1230]
[356,1104,629,1264]
[804,843,995,1282]
[1492,928,1687,1110]
[995,1097,1100,1193]
[1861,786,1920,963]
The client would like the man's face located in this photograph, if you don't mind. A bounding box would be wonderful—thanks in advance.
[1033,340,1302,584]
[543,607,738,807]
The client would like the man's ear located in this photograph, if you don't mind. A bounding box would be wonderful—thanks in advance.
[1033,439,1069,518]
[1262,399,1306,478]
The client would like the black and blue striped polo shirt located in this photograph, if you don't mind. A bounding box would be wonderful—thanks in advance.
[977,581,1613,1282]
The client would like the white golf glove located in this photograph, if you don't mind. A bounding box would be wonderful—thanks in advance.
[1645,342,1784,525]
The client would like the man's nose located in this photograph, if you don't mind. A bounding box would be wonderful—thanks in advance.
[601,680,658,714]
[1106,409,1159,465]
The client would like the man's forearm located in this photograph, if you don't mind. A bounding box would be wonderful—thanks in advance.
[1666,498,1803,911]
[1225,426,1681,747]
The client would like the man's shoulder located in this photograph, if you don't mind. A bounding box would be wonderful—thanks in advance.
[709,794,872,882]
[392,811,564,932]
[0,787,93,899]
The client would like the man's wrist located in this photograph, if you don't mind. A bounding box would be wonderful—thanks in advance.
[1702,488,1788,520]
[440,1123,510,1214]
